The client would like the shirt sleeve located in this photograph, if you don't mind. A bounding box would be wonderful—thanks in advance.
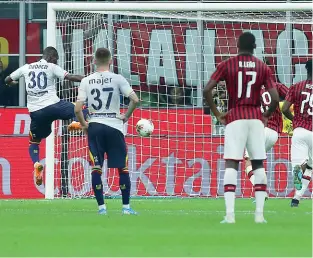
[210,61,227,82]
[77,78,87,102]
[276,82,289,99]
[118,75,134,97]
[285,85,295,104]
[52,64,69,80]
[263,66,275,90]
[9,66,25,81]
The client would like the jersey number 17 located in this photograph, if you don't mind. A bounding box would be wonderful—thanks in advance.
[237,71,257,98]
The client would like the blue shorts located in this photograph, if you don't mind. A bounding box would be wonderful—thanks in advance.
[30,100,75,140]
[88,122,127,168]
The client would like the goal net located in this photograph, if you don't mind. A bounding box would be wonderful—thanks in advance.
[45,2,313,199]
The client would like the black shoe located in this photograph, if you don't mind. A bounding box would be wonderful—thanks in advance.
[291,199,299,207]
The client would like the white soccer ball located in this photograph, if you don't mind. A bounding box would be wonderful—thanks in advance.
[136,119,154,137]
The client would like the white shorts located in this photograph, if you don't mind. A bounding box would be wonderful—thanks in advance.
[224,119,266,160]
[244,127,278,159]
[291,127,312,168]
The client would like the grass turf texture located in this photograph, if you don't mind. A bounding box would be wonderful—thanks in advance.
[0,199,311,257]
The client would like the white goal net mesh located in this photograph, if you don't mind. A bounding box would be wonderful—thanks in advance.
[52,9,312,198]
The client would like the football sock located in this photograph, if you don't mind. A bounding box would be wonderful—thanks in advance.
[223,168,237,216]
[82,108,89,121]
[72,108,89,122]
[119,168,131,205]
[29,143,40,164]
[253,168,267,215]
[294,168,312,200]
[91,168,104,206]
[246,165,255,185]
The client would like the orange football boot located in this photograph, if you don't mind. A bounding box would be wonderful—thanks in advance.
[68,121,82,131]
[34,162,44,186]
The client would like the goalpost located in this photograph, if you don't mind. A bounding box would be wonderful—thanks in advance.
[45,2,313,199]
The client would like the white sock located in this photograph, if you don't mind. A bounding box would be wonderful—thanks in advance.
[253,168,267,214]
[294,168,312,200]
[223,168,237,216]
[123,204,130,209]
[245,165,255,185]
[99,204,106,210]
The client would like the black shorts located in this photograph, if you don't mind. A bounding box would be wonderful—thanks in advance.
[30,100,75,140]
[88,122,127,168]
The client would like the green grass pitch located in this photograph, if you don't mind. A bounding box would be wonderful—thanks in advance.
[0,198,311,257]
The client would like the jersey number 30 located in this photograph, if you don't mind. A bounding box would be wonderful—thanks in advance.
[28,71,48,89]
[238,71,257,98]
[91,87,114,110]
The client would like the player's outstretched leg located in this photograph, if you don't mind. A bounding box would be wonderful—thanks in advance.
[220,160,237,224]
[68,106,90,131]
[91,167,107,215]
[292,165,303,191]
[29,132,44,186]
[291,164,312,207]
[251,160,267,223]
[119,168,137,215]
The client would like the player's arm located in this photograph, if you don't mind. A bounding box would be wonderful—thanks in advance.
[4,66,24,86]
[74,78,88,131]
[203,62,227,124]
[262,68,279,118]
[203,79,221,118]
[281,86,294,121]
[277,82,289,101]
[119,75,139,122]
[64,74,85,82]
[53,64,84,82]
[124,92,139,120]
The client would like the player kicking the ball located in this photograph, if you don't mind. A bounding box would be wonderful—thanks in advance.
[282,59,313,207]
[75,48,139,215]
[5,46,88,186]
[244,82,289,198]
[204,32,279,223]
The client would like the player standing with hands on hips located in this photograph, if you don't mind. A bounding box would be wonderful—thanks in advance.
[74,48,139,215]
[204,32,279,223]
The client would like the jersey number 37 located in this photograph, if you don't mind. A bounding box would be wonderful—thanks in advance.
[91,87,114,110]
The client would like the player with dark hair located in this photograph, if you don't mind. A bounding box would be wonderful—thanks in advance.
[75,48,139,215]
[204,32,279,223]
[5,46,87,186]
[282,59,313,207]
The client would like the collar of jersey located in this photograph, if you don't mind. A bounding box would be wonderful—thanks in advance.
[40,59,48,63]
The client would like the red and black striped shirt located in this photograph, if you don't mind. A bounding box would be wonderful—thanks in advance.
[285,79,313,131]
[211,54,275,124]
[261,82,289,133]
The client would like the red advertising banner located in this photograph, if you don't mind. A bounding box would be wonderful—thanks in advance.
[0,19,40,66]
[1,19,311,86]
[0,108,311,199]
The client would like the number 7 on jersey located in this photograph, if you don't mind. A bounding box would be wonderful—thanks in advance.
[238,71,257,98]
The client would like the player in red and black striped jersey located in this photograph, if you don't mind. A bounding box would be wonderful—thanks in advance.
[245,82,289,190]
[204,32,279,223]
[262,83,289,133]
[282,59,313,207]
